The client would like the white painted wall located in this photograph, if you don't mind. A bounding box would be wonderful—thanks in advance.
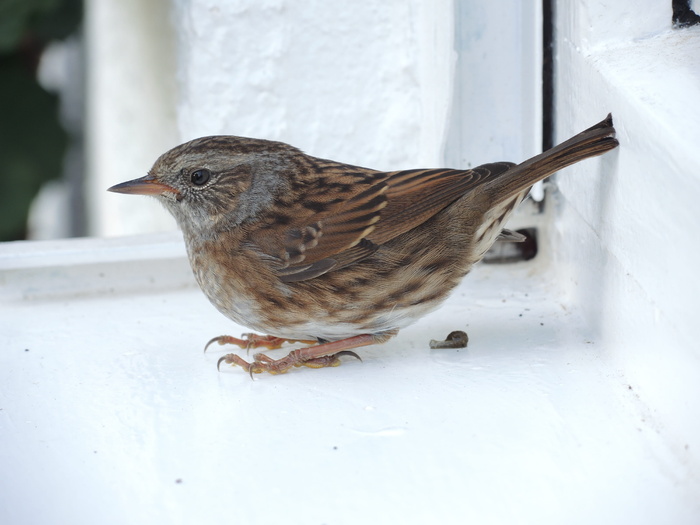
[173,0,455,169]
[552,0,700,471]
[90,0,455,236]
[445,2,541,171]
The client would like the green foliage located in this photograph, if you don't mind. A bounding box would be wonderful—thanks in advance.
[0,0,81,52]
[0,55,68,240]
[0,0,81,240]
[0,0,57,52]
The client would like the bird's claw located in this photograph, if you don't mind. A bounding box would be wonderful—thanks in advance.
[333,350,363,362]
[210,332,391,376]
[216,349,362,377]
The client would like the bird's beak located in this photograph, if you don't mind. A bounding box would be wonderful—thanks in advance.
[107,175,180,198]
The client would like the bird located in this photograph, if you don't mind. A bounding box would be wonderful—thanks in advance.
[108,114,618,375]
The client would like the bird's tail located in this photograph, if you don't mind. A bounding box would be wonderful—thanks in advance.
[484,114,618,202]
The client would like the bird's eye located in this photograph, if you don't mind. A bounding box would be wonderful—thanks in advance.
[190,168,211,186]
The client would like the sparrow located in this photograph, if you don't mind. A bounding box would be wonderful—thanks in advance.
[108,114,618,375]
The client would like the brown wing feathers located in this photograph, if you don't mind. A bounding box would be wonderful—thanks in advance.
[255,164,512,281]
[367,164,513,244]
[250,113,618,283]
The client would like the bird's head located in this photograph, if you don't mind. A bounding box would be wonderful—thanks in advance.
[108,136,297,236]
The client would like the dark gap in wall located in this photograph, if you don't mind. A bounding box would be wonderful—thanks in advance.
[672,0,700,27]
[542,0,555,152]
[483,228,539,264]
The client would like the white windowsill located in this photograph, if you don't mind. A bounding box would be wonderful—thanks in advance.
[1,234,697,524]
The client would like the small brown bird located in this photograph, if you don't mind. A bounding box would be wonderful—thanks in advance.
[109,115,618,375]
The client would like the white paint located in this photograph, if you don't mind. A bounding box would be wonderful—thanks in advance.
[0,232,190,302]
[560,0,670,48]
[1,235,698,523]
[552,1,700,483]
[172,0,454,170]
[7,0,699,522]
[445,2,542,168]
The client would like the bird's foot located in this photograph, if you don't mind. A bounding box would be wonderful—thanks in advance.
[215,331,397,376]
[218,349,362,376]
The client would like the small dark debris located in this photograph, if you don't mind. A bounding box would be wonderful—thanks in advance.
[175,479,183,484]
[24,349,29,352]
[673,0,700,27]
[429,331,469,349]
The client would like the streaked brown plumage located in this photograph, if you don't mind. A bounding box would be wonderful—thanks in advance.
[108,115,618,375]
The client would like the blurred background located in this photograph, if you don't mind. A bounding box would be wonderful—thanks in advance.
[0,0,83,241]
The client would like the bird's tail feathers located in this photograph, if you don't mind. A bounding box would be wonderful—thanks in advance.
[485,114,618,203]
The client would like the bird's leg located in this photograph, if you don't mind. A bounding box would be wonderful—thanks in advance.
[204,334,317,353]
[217,331,397,376]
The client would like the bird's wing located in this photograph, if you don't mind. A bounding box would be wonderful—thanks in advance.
[248,161,515,282]
[247,170,387,282]
[366,162,514,244]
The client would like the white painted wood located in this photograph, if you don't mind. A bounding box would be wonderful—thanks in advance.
[2,236,698,524]
[4,1,700,523]
[0,233,192,302]
[553,0,700,487]
[445,1,542,169]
